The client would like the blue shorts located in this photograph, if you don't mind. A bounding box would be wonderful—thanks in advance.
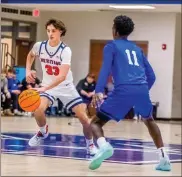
[98,84,153,122]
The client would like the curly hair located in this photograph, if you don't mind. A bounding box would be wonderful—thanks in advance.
[45,18,67,36]
[113,15,135,36]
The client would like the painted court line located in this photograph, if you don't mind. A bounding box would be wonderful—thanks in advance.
[5,144,182,155]
[1,134,182,155]
[2,149,182,165]
[1,134,181,155]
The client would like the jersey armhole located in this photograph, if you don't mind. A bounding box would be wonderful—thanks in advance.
[38,42,43,57]
[38,41,47,57]
[60,44,67,62]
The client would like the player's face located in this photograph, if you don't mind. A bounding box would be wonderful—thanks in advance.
[7,72,13,78]
[87,76,94,84]
[46,24,62,41]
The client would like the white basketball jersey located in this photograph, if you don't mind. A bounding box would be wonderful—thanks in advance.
[37,41,73,88]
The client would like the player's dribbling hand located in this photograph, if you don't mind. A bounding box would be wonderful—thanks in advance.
[26,70,36,83]
[91,93,104,108]
[31,87,46,93]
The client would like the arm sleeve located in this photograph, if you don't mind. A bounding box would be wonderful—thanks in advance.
[31,42,41,56]
[7,79,13,93]
[95,43,114,93]
[61,47,72,65]
[143,53,156,90]
[76,79,84,93]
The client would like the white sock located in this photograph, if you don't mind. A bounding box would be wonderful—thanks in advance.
[86,138,94,147]
[39,124,48,134]
[97,137,107,148]
[158,147,167,159]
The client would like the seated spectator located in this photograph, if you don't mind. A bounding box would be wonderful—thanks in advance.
[1,71,14,116]
[7,68,22,116]
[76,73,96,115]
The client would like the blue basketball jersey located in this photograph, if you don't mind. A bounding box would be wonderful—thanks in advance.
[95,38,155,93]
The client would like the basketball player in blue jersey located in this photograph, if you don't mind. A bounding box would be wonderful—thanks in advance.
[26,19,97,155]
[88,15,171,171]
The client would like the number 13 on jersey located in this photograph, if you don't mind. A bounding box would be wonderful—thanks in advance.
[125,49,139,66]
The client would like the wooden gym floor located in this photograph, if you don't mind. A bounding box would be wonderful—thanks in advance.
[1,116,182,176]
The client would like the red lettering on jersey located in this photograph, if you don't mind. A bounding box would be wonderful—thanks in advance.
[54,61,60,65]
[40,58,45,63]
[41,59,61,66]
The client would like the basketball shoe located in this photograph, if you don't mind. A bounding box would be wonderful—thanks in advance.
[155,156,171,171]
[28,125,49,147]
[87,143,98,156]
[89,142,114,170]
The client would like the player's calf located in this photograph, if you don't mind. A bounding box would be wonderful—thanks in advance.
[29,97,50,147]
[34,97,50,127]
[72,103,98,155]
[142,117,171,171]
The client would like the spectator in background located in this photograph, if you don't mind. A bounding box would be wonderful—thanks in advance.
[7,68,22,116]
[76,73,96,114]
[1,71,14,116]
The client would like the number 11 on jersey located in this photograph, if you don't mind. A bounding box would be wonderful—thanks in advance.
[125,49,139,66]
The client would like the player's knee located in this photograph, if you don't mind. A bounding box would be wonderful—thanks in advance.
[80,119,91,128]
[34,108,45,116]
[72,103,86,113]
[142,117,154,126]
[73,104,88,119]
[34,103,47,116]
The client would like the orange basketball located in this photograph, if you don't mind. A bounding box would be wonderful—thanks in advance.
[18,89,41,112]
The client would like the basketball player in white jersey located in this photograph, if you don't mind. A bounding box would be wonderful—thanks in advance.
[26,18,97,155]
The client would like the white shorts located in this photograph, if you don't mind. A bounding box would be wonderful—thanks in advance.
[40,83,83,111]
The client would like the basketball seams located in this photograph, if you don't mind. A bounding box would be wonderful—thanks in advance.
[21,98,40,109]
[18,93,40,105]
[18,90,41,112]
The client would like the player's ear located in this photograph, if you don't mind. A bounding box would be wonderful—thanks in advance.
[60,30,63,37]
[112,25,117,39]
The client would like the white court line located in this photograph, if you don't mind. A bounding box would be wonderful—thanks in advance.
[1,134,182,155]
[2,132,182,146]
[1,134,29,140]
[4,144,182,156]
[116,142,181,153]
[2,149,182,165]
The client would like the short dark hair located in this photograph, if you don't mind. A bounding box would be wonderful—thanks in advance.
[87,73,95,80]
[113,15,134,37]
[45,18,67,36]
[7,68,15,74]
